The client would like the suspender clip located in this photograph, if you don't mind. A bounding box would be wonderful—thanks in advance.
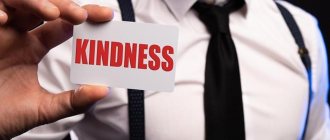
[298,47,309,56]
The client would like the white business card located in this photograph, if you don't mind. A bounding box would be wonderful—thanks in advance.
[70,21,178,91]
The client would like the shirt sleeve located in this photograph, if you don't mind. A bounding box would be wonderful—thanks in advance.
[305,20,330,140]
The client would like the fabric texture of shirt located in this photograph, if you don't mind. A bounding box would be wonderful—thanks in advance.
[14,0,330,140]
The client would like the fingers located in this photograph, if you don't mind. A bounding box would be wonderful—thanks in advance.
[0,10,8,25]
[2,0,114,31]
[32,5,113,50]
[38,85,108,124]
[2,0,60,20]
[3,0,87,31]
[2,0,59,31]
[83,5,114,22]
[49,0,87,25]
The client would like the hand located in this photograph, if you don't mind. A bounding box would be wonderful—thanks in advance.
[0,0,113,139]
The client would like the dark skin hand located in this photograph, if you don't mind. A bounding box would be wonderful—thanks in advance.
[0,0,114,139]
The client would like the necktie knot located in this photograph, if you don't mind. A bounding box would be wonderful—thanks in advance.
[193,2,229,34]
[193,0,245,34]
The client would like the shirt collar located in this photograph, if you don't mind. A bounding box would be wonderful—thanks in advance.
[163,0,196,20]
[163,0,251,20]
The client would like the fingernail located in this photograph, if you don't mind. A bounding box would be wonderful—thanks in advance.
[112,12,115,20]
[101,6,114,20]
[0,11,8,24]
[74,85,84,94]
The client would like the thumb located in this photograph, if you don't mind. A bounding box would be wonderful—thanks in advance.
[38,85,108,124]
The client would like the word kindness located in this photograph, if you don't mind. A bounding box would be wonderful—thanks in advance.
[75,39,174,72]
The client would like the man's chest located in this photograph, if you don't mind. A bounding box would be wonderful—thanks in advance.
[73,0,309,139]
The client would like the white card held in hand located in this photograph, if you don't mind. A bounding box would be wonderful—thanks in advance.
[70,21,178,91]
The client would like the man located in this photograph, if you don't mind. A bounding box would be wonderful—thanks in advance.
[0,1,113,139]
[13,0,330,139]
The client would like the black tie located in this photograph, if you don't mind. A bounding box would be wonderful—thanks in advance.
[193,1,246,140]
[117,0,145,140]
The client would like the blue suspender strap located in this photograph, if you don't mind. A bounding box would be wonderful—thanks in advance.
[118,0,136,21]
[276,2,313,140]
[118,0,146,140]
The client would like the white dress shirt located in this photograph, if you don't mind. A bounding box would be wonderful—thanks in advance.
[14,0,330,140]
